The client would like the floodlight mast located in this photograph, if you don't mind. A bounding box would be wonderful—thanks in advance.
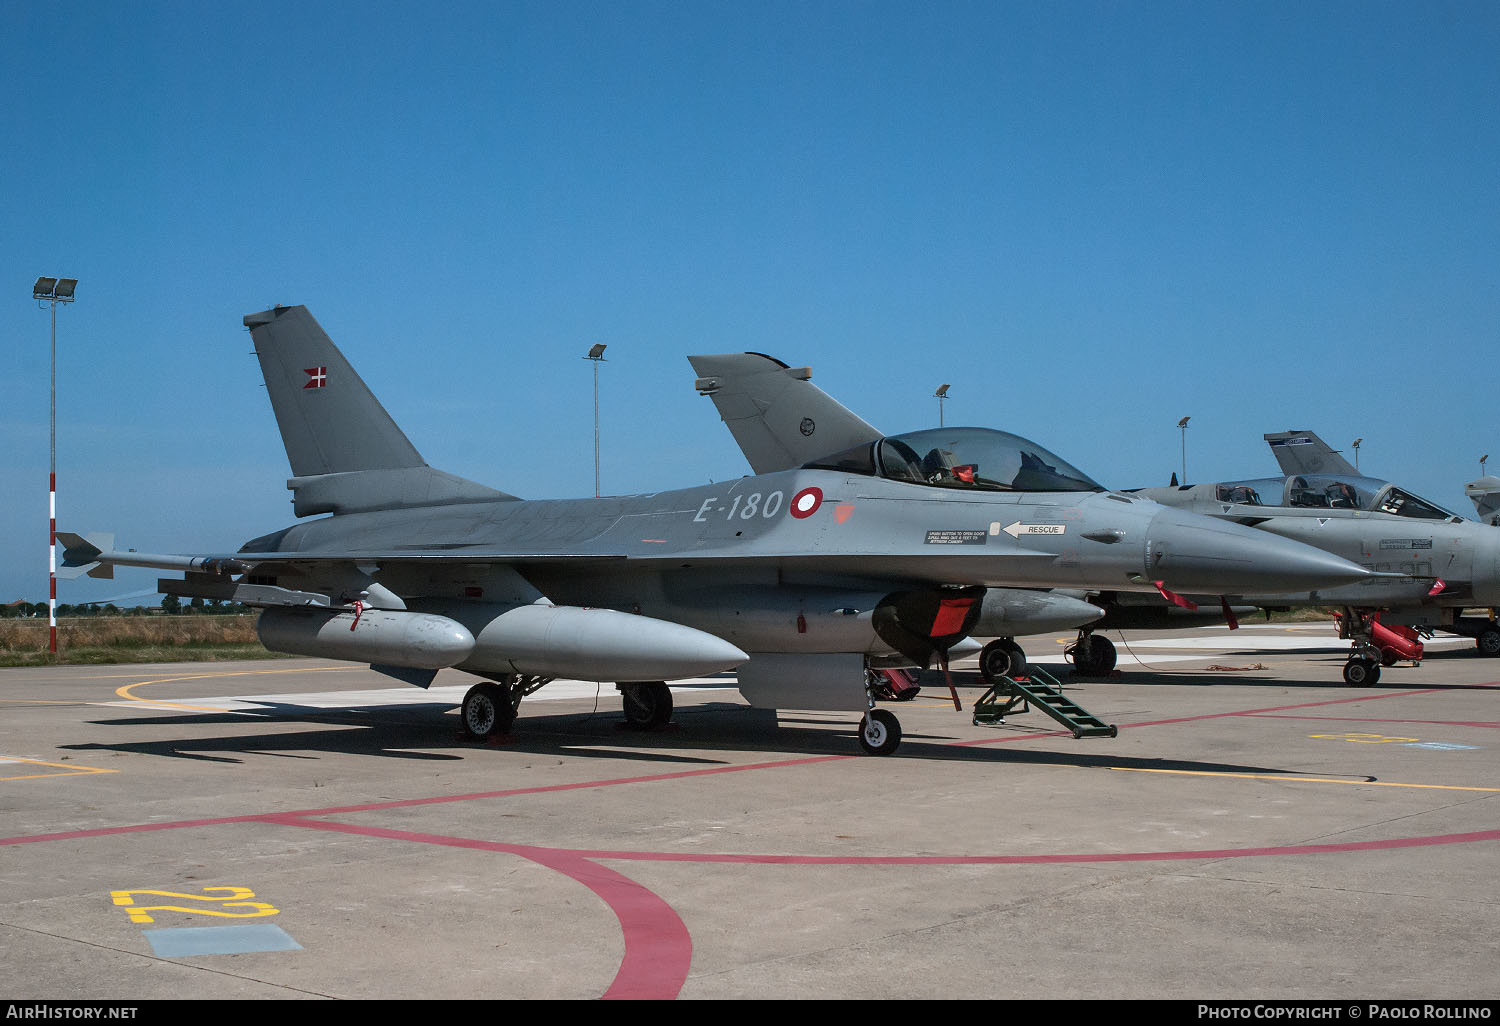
[33,277,77,655]
[1177,416,1191,485]
[934,383,950,427]
[585,344,607,497]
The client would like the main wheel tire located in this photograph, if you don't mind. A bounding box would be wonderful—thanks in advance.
[979,640,1015,683]
[858,708,902,756]
[1342,659,1379,687]
[462,682,514,738]
[1069,637,1093,675]
[1002,640,1027,677]
[1073,635,1113,676]
[1476,627,1500,658]
[620,681,673,729]
[1092,636,1117,675]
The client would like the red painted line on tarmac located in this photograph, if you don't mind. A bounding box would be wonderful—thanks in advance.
[0,755,849,848]
[261,815,692,1001]
[549,826,1500,866]
[6,683,1495,998]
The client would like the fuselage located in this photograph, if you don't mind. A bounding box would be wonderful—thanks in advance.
[240,465,1373,662]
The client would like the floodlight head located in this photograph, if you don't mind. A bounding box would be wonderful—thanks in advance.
[1353,438,1363,448]
[1178,416,1191,428]
[53,278,77,300]
[33,277,57,299]
[935,384,950,398]
[586,343,607,360]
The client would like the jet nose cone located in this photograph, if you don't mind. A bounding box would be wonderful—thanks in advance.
[1145,508,1371,593]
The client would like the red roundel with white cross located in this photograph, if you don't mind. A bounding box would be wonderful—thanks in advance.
[790,486,823,519]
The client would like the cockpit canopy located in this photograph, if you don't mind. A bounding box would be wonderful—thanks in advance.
[1217,474,1462,521]
[803,427,1104,493]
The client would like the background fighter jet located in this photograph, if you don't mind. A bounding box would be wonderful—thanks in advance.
[1128,429,1500,684]
[61,307,1372,755]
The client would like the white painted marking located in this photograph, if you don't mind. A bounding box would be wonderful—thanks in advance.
[1002,521,1065,538]
[105,678,739,714]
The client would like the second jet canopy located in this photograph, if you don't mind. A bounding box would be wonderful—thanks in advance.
[804,427,1105,493]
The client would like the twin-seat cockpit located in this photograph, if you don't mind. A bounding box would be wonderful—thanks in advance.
[1213,474,1463,522]
[802,427,1105,493]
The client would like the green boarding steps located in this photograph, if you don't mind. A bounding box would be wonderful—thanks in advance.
[971,665,1118,738]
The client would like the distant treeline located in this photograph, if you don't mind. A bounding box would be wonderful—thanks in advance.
[0,597,251,618]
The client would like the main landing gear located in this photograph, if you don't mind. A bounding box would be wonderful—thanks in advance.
[1477,624,1500,658]
[1067,630,1117,677]
[462,680,519,739]
[460,675,553,739]
[978,637,1027,683]
[617,681,674,730]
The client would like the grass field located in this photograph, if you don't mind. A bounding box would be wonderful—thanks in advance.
[0,607,1337,668]
[0,615,284,667]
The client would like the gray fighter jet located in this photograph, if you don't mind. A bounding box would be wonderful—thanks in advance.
[59,308,1373,754]
[686,354,1401,684]
[1126,429,1500,684]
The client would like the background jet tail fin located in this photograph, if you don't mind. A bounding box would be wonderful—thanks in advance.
[1464,475,1500,525]
[689,353,882,474]
[1263,430,1359,477]
[245,306,514,515]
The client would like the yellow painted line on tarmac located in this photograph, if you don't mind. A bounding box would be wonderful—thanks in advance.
[0,756,116,781]
[114,665,366,712]
[1107,766,1500,793]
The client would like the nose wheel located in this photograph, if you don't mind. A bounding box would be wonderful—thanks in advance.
[1342,658,1380,687]
[858,708,902,755]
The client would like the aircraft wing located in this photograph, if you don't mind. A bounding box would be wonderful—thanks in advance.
[60,532,1061,608]
[1264,430,1358,477]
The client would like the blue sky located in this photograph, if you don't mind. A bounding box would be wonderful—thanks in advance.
[3,1,1497,605]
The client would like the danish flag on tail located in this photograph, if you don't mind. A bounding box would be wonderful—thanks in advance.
[303,366,327,389]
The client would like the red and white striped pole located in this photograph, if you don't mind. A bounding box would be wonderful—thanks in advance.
[34,277,75,656]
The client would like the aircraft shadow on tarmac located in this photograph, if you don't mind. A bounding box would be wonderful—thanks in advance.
[60,698,1342,778]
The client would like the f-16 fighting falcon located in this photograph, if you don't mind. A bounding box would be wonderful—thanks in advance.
[60,308,1374,754]
[1128,430,1500,685]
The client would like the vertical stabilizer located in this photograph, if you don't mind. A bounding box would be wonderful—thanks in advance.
[689,353,882,474]
[1264,430,1359,477]
[244,305,512,516]
[1465,476,1500,525]
[246,305,425,476]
